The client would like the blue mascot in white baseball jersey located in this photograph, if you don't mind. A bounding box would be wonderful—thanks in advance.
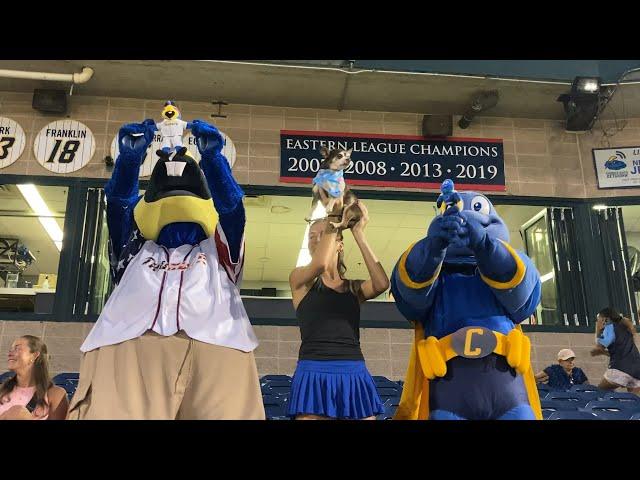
[68,119,265,420]
[391,180,543,420]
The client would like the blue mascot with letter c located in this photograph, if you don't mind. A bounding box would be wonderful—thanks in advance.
[391,179,543,420]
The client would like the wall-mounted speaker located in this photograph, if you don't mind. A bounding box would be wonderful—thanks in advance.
[422,114,452,137]
[32,89,67,114]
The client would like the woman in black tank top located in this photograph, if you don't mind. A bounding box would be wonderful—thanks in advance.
[287,201,390,420]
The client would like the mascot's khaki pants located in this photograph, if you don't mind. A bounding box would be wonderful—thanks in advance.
[67,331,265,420]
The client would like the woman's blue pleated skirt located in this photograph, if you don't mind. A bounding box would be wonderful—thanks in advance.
[287,360,384,419]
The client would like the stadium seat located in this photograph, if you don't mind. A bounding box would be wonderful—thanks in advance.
[264,404,289,420]
[629,412,640,420]
[547,411,599,420]
[544,391,590,407]
[0,371,13,383]
[262,379,292,389]
[377,386,401,396]
[376,413,394,420]
[260,384,272,394]
[59,380,78,398]
[584,400,639,412]
[373,376,398,387]
[265,385,292,396]
[376,402,398,420]
[592,410,634,420]
[379,411,396,420]
[52,372,79,383]
[382,395,400,407]
[540,399,580,412]
[52,373,80,398]
[262,393,283,406]
[537,385,551,400]
[260,375,292,385]
[602,392,640,403]
[570,384,600,393]
[573,391,602,402]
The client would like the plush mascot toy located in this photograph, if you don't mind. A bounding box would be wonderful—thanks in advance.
[68,119,264,420]
[154,101,192,153]
[391,180,542,420]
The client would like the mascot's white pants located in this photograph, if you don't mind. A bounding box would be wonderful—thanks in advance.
[67,331,265,420]
[161,135,183,151]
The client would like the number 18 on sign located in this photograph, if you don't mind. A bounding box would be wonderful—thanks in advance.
[34,120,96,173]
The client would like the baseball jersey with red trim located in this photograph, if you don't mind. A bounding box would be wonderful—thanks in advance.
[81,223,257,353]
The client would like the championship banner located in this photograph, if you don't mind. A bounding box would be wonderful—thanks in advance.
[280,130,505,191]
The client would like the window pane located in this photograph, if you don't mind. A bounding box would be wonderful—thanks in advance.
[244,196,567,317]
[242,195,435,300]
[521,212,557,325]
[500,204,563,326]
[83,189,572,327]
[621,205,640,321]
[83,189,144,316]
[0,184,68,313]
[89,196,113,314]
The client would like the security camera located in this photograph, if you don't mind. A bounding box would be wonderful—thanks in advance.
[458,90,500,129]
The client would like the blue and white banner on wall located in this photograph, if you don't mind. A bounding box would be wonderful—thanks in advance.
[593,147,640,189]
[280,130,505,191]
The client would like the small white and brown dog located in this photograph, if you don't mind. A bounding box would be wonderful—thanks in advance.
[307,146,362,229]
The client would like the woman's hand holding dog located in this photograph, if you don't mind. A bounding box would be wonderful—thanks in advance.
[349,201,368,239]
[348,200,390,301]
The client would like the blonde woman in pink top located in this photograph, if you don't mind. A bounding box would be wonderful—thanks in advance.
[0,335,68,420]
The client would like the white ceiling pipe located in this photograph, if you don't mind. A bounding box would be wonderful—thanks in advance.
[0,66,94,84]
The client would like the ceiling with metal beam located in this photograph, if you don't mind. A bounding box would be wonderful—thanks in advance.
[1,60,639,120]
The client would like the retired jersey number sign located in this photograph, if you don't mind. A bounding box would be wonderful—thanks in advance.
[0,117,27,169]
[34,120,95,173]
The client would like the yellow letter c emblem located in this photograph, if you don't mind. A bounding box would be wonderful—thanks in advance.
[464,328,484,357]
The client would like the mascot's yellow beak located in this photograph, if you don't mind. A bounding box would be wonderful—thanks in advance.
[134,196,218,241]
[162,105,180,120]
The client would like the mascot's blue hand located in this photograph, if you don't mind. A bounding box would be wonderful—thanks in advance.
[190,119,224,155]
[436,191,462,210]
[427,206,467,251]
[142,118,158,131]
[458,210,487,251]
[118,122,156,158]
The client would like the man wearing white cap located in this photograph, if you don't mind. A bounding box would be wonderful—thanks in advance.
[535,348,589,390]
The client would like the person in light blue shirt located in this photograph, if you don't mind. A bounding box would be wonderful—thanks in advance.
[591,307,640,394]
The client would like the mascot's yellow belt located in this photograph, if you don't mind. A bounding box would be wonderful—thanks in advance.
[394,325,543,420]
[417,326,531,379]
